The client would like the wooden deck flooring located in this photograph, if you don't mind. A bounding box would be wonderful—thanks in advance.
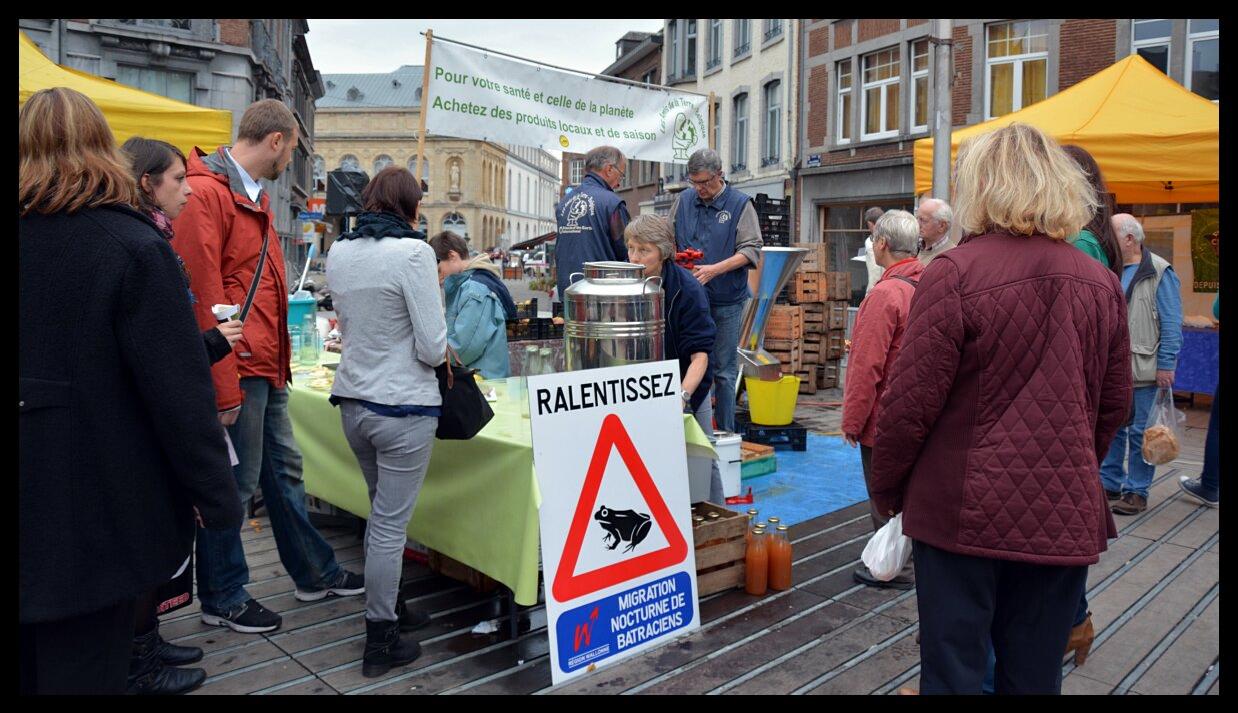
[180,404,1218,695]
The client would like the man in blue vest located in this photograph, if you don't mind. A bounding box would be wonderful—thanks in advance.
[554,146,630,302]
[669,148,764,432]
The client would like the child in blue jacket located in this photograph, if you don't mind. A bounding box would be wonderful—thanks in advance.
[430,232,516,380]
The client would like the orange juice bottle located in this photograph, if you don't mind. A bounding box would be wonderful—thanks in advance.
[769,525,793,591]
[745,528,769,595]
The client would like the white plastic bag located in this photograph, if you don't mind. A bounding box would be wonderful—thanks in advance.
[861,513,913,581]
[1142,386,1185,466]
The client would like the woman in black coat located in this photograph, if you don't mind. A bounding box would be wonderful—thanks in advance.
[19,88,244,695]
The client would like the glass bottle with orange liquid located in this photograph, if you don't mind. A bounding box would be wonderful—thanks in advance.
[745,527,769,595]
[768,525,793,591]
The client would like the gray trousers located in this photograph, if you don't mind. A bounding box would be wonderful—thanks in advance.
[339,400,437,623]
[860,445,914,578]
[690,392,726,504]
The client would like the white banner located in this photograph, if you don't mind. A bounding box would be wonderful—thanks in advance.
[425,40,709,163]
[528,361,700,685]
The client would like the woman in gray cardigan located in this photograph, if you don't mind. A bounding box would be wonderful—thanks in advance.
[326,167,447,678]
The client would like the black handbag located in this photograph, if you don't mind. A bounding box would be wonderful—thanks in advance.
[153,551,193,616]
[435,345,494,439]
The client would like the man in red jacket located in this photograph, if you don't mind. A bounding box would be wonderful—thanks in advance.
[842,210,926,590]
[174,100,363,634]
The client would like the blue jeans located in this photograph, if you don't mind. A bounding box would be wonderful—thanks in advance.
[196,377,343,613]
[710,301,745,432]
[1100,384,1158,498]
[1199,388,1220,499]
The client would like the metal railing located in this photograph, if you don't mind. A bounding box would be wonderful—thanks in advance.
[733,42,751,57]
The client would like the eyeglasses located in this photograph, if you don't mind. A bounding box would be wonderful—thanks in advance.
[688,173,720,187]
[608,163,626,180]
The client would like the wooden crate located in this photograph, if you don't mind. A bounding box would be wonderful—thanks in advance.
[801,303,826,334]
[795,370,818,394]
[692,501,748,596]
[790,242,829,272]
[741,441,775,460]
[766,349,801,373]
[826,330,847,361]
[828,302,848,331]
[428,550,499,594]
[817,360,840,390]
[767,305,804,340]
[793,272,828,303]
[826,272,852,301]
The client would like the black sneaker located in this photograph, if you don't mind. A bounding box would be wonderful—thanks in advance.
[295,569,366,602]
[1178,476,1219,508]
[201,598,281,634]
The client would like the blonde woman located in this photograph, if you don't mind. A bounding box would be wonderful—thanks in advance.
[869,123,1132,694]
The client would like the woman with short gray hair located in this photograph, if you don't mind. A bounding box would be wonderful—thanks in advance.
[623,215,723,501]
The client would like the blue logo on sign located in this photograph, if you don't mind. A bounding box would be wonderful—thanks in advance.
[555,571,694,674]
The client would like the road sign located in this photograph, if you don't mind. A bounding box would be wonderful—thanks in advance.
[528,361,699,685]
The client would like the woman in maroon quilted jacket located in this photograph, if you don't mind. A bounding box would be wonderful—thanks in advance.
[870,123,1132,694]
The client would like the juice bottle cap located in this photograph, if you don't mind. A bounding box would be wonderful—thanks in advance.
[776,525,789,532]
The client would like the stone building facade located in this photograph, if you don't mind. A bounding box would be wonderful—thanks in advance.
[19,18,325,278]
[316,65,554,251]
[602,30,664,215]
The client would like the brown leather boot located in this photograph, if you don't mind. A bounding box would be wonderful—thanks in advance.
[1065,612,1095,666]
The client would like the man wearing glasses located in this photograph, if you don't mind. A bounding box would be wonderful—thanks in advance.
[554,146,631,303]
[668,148,763,432]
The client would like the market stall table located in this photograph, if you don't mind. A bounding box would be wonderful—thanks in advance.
[287,354,716,606]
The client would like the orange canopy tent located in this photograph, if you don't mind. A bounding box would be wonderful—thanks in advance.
[19,31,232,155]
[914,54,1218,204]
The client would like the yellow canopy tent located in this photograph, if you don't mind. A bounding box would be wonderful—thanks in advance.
[914,54,1218,204]
[19,31,232,156]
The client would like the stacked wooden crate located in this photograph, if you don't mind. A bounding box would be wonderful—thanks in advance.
[787,242,852,393]
[765,304,804,374]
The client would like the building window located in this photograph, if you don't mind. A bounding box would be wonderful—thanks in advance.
[911,39,930,133]
[418,216,428,233]
[712,100,721,153]
[685,20,697,76]
[837,59,853,144]
[707,19,722,70]
[861,47,901,139]
[118,19,191,31]
[115,65,194,104]
[734,20,751,58]
[1131,19,1172,74]
[764,19,783,43]
[373,155,393,174]
[985,20,1048,119]
[641,68,657,85]
[1187,19,1219,101]
[569,158,584,186]
[762,80,781,165]
[668,20,679,78]
[732,93,748,172]
[339,154,360,172]
[313,155,326,184]
[443,211,468,239]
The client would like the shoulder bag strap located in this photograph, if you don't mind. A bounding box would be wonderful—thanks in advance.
[890,275,920,288]
[238,226,271,322]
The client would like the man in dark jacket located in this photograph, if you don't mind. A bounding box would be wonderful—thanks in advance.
[554,145,630,302]
[174,100,364,635]
[669,148,763,432]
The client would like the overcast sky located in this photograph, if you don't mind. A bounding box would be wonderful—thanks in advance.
[305,19,664,77]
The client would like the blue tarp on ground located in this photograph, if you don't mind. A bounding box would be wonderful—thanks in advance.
[726,434,869,526]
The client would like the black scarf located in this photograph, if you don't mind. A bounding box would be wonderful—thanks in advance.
[337,211,425,241]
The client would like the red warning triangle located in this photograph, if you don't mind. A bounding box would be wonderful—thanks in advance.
[551,413,689,603]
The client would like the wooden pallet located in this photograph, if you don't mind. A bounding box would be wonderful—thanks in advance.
[692,501,748,596]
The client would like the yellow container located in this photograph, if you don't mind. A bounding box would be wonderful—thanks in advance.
[745,375,800,426]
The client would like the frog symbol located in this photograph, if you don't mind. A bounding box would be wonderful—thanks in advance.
[594,505,652,553]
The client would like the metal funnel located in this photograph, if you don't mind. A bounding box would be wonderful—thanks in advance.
[738,246,808,381]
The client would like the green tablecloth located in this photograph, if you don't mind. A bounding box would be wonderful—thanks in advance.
[287,355,714,606]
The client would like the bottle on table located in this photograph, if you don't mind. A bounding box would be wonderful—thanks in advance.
[768,525,793,591]
[524,345,540,376]
[745,528,769,596]
[539,346,555,373]
[299,313,319,365]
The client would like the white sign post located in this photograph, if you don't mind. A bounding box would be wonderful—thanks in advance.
[425,39,708,163]
[528,361,700,685]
